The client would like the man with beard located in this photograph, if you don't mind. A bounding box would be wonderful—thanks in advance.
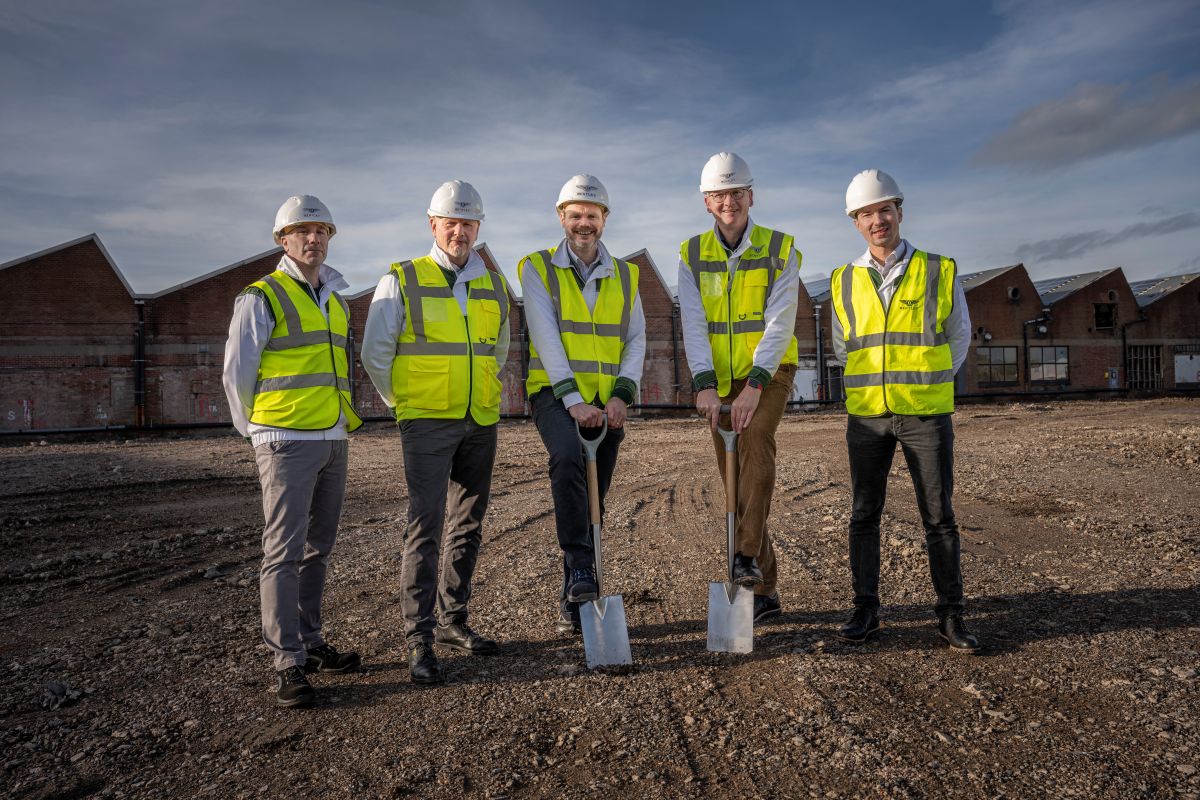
[519,175,646,634]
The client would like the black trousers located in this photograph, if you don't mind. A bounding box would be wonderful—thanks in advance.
[846,413,964,617]
[530,389,624,615]
[398,416,497,644]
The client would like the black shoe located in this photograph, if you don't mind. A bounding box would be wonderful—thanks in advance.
[753,592,781,623]
[732,553,764,587]
[408,642,444,685]
[837,607,881,643]
[435,622,499,655]
[566,567,598,603]
[555,610,582,636]
[305,643,361,674]
[275,666,315,708]
[938,614,980,653]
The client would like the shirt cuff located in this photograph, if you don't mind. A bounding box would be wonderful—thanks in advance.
[610,378,637,405]
[748,366,773,387]
[552,377,580,400]
[691,370,718,392]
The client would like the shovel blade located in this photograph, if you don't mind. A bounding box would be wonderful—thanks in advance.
[580,595,632,669]
[706,581,754,653]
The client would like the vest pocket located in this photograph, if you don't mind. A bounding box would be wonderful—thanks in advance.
[405,356,451,410]
[478,357,501,410]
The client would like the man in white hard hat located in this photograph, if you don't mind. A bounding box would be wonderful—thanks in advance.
[830,169,979,652]
[222,195,363,709]
[678,152,800,624]
[519,174,646,635]
[362,180,511,684]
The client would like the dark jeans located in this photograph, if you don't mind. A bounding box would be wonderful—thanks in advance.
[530,389,624,616]
[398,416,497,644]
[846,413,964,617]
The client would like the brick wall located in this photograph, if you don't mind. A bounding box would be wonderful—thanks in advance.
[1,237,137,430]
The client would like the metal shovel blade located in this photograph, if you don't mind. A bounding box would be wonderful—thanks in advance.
[580,595,632,668]
[706,580,754,653]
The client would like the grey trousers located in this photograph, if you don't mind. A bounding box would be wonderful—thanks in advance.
[398,417,497,645]
[255,439,348,671]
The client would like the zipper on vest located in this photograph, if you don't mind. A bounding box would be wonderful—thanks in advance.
[465,284,473,421]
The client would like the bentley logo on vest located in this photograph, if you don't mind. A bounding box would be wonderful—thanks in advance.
[900,299,920,309]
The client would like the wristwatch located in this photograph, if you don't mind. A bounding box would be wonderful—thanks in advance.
[747,377,764,391]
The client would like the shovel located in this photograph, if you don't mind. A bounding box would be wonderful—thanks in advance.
[706,405,754,653]
[576,415,633,669]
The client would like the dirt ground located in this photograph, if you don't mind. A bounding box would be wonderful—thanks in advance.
[1,398,1197,799]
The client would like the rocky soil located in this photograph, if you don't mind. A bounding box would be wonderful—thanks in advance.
[1,398,1197,799]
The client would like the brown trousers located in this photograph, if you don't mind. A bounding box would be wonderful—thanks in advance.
[709,362,796,596]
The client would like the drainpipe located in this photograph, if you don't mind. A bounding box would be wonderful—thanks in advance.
[669,304,681,404]
[813,303,825,400]
[134,300,146,427]
[1022,308,1052,389]
[1121,313,1148,389]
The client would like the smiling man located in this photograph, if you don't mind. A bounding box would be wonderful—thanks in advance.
[830,169,979,652]
[519,174,645,635]
[222,195,364,709]
[677,152,800,624]
[362,180,511,684]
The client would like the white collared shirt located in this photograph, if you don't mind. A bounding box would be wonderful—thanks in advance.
[361,244,511,408]
[520,238,647,409]
[221,255,351,445]
[676,216,801,381]
[830,239,972,373]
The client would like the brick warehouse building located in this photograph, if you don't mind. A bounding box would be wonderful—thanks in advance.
[1,235,139,430]
[1127,273,1200,390]
[4,235,1199,431]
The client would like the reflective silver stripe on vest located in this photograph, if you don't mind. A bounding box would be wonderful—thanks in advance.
[558,320,624,336]
[839,265,857,345]
[843,369,955,389]
[709,319,767,335]
[472,342,496,357]
[261,275,347,351]
[397,342,471,356]
[255,373,348,393]
[537,251,566,335]
[615,259,632,341]
[262,275,305,342]
[265,331,347,351]
[844,330,950,354]
[923,254,945,347]
[529,357,620,376]
[686,235,726,287]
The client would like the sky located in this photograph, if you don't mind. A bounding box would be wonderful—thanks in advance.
[2,0,1199,296]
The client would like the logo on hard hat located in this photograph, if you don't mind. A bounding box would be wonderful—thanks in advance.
[578,184,599,192]
[455,201,471,209]
[303,207,321,215]
[720,172,735,181]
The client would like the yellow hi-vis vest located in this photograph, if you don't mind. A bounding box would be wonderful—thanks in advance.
[830,250,957,417]
[389,256,510,425]
[247,271,363,432]
[518,248,638,404]
[680,225,799,395]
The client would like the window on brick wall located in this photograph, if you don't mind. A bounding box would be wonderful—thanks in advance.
[1094,303,1116,330]
[1030,345,1069,384]
[975,346,1018,386]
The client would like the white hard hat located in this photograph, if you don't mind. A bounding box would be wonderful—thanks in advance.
[699,152,753,193]
[427,180,485,221]
[845,169,903,217]
[273,195,336,243]
[556,174,609,212]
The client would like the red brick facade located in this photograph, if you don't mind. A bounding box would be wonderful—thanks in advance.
[4,236,1198,431]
